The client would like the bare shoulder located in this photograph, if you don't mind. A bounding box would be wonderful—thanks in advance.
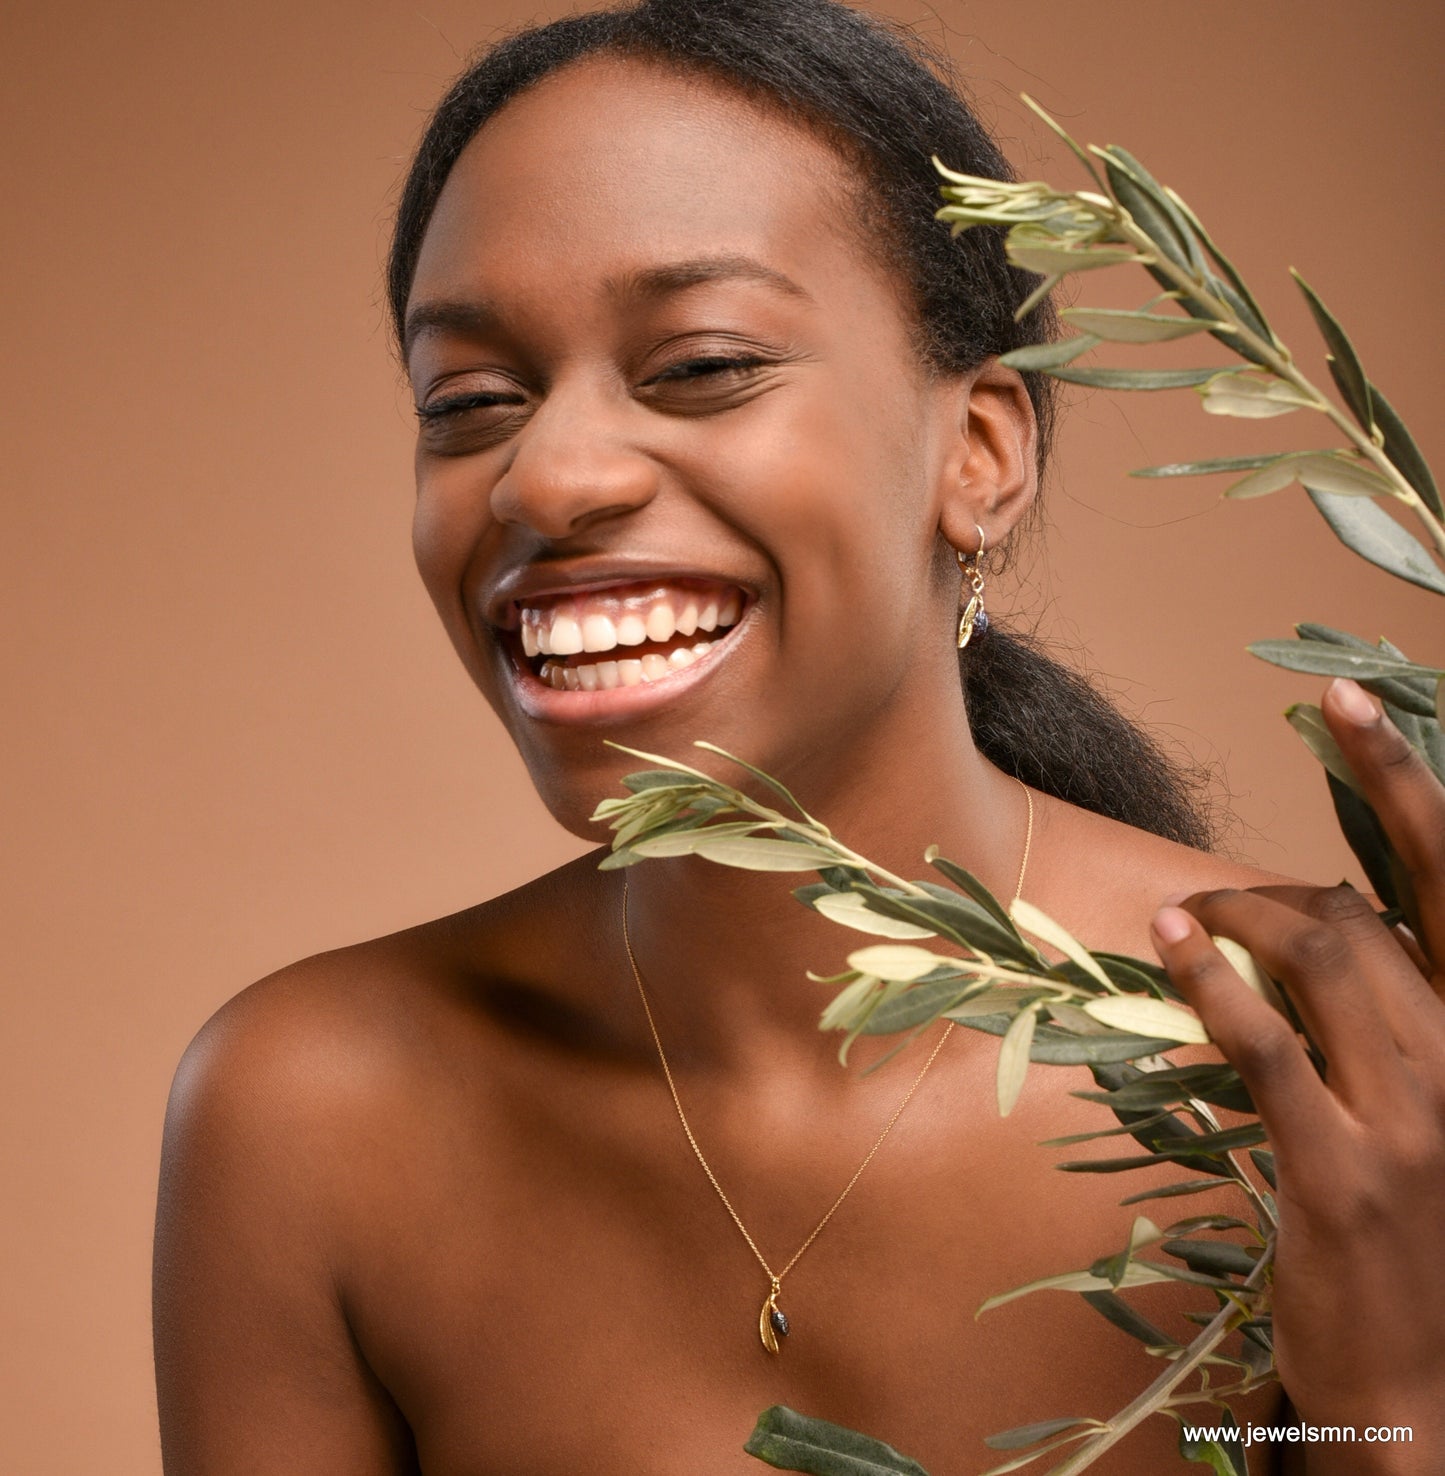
[1032,794,1298,956]
[153,865,602,1474]
[162,849,608,1185]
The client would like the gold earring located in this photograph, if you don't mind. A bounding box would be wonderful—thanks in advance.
[956,525,988,650]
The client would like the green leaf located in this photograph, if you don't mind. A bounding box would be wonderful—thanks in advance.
[1119,1178,1232,1206]
[1092,952,1177,997]
[1306,489,1445,594]
[1293,626,1442,715]
[1005,236,1139,276]
[1041,1108,1179,1148]
[951,1013,1177,1065]
[690,741,812,818]
[926,856,1016,931]
[1010,898,1112,987]
[1162,1237,1262,1278]
[1163,1215,1252,1236]
[1132,452,1295,479]
[1326,773,1401,914]
[880,882,1038,965]
[1079,1289,1177,1348]
[984,1416,1103,1452]
[1292,270,1374,435]
[745,1406,931,1476]
[1179,1411,1249,1476]
[629,822,767,858]
[998,336,1100,372]
[1050,365,1221,390]
[618,769,708,794]
[1248,639,1444,685]
[846,944,950,983]
[1089,1214,1166,1288]
[977,1260,1177,1315]
[1210,937,1284,1016]
[1286,704,1363,793]
[1199,373,1314,418]
[1162,186,1275,346]
[1061,306,1222,343]
[1372,384,1443,519]
[860,978,975,1035]
[1100,148,1202,273]
[1082,996,1210,1044]
[1221,457,1304,501]
[808,890,937,939]
[997,1004,1039,1116]
[1250,1149,1277,1189]
[691,835,842,871]
[818,974,882,1034]
[1152,1123,1268,1157]
[1294,454,1394,498]
[1075,1063,1252,1114]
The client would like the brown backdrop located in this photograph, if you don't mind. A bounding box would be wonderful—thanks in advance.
[3,1,1440,1469]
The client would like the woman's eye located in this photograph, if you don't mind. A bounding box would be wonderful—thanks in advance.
[644,354,767,385]
[416,389,525,421]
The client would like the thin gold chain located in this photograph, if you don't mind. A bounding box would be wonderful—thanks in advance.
[620,779,1035,1290]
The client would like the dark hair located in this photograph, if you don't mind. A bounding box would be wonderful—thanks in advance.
[387,0,1214,849]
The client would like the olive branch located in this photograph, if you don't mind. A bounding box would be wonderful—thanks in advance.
[593,100,1443,1476]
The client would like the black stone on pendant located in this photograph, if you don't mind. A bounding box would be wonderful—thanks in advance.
[972,606,989,641]
[769,1307,790,1338]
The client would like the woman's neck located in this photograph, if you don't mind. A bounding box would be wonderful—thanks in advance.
[602,694,1031,1083]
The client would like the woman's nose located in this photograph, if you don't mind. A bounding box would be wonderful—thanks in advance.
[489,387,658,539]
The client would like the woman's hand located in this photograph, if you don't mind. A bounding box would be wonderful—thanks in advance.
[1150,677,1445,1471]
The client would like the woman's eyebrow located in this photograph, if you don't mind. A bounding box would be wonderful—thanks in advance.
[607,255,814,304]
[403,256,811,358]
[403,298,501,359]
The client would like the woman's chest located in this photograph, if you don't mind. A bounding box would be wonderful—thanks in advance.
[335,1061,1281,1474]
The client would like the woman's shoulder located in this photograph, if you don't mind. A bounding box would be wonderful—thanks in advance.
[165,852,607,1146]
[1034,795,1298,957]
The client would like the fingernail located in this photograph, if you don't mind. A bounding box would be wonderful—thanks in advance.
[1331,678,1380,726]
[1160,890,1193,907]
[1151,906,1193,945]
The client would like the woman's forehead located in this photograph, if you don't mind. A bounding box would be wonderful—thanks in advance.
[408,55,876,311]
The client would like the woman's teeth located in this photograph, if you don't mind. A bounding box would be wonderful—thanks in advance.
[515,583,744,692]
[538,641,719,691]
[519,585,742,659]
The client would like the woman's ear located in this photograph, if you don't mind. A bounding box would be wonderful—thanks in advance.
[936,360,1039,554]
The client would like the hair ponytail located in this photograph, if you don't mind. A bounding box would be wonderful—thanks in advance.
[964,630,1213,847]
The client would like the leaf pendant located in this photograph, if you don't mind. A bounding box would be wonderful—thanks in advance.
[759,1282,790,1354]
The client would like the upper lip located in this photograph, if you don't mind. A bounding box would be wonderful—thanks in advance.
[481,556,756,631]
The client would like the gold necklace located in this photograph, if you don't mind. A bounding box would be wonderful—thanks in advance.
[620,779,1035,1354]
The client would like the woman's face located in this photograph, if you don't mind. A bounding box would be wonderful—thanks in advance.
[405,56,1032,834]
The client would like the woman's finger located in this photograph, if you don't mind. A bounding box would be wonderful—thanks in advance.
[1150,904,1334,1156]
[1177,886,1410,1106]
[1324,677,1445,971]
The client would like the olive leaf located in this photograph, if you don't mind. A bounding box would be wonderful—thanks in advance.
[1050,366,1220,391]
[1199,373,1314,418]
[1132,452,1296,479]
[1305,489,1445,594]
[744,1406,930,1476]
[1291,270,1374,435]
[997,1003,1041,1115]
[1060,307,1224,343]
[999,335,1101,371]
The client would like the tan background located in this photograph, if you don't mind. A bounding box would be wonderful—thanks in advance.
[3,0,1440,1469]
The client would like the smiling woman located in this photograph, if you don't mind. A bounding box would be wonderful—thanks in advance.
[149,1,1445,1473]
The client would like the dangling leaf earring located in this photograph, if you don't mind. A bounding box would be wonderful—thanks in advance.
[956,525,988,650]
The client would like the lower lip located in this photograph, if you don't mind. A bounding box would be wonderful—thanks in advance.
[505,612,751,725]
